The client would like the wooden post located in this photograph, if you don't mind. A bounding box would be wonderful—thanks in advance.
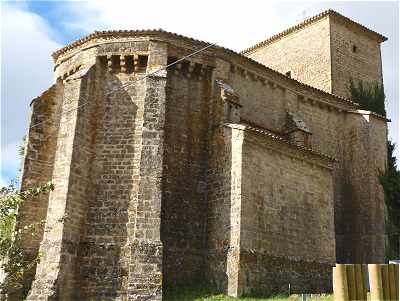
[381,265,390,300]
[354,264,366,300]
[388,264,396,300]
[369,264,384,301]
[333,264,349,301]
[394,264,399,300]
[346,265,357,300]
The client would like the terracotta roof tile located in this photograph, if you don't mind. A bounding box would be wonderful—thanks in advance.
[238,123,337,162]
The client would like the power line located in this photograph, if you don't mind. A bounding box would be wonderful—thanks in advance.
[28,42,216,131]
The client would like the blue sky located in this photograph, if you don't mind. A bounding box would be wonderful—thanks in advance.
[1,1,399,186]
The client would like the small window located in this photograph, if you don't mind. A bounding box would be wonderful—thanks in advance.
[285,71,291,78]
[352,45,358,53]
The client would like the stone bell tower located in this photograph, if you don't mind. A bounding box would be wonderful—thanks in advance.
[242,9,387,99]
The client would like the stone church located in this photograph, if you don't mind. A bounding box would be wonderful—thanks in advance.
[12,9,388,300]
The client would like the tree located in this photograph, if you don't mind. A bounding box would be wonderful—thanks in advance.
[349,79,386,116]
[0,181,54,297]
[380,141,400,258]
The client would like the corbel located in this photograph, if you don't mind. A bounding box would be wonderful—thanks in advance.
[133,54,139,72]
[175,62,183,76]
[267,80,276,89]
[258,76,266,85]
[120,55,126,73]
[107,54,112,72]
[188,61,196,78]
[199,65,208,80]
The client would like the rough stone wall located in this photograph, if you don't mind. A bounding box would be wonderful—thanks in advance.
[10,83,64,300]
[229,69,287,131]
[77,59,147,299]
[21,39,167,300]
[340,111,387,263]
[205,109,231,291]
[244,15,384,100]
[245,17,332,93]
[329,16,384,98]
[205,64,243,294]
[205,122,244,296]
[292,96,350,263]
[239,131,335,295]
[219,58,386,264]
[161,67,211,285]
[126,40,168,300]
[27,65,99,300]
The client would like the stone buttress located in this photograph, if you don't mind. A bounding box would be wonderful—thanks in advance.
[15,39,168,300]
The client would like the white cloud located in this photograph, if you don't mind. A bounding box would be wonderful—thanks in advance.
[62,0,314,51]
[1,3,62,181]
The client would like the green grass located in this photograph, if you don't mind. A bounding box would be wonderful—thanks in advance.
[164,283,333,301]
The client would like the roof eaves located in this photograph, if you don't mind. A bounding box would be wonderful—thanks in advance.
[227,123,336,162]
[51,28,358,109]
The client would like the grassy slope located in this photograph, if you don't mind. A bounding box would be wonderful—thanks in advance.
[164,284,333,301]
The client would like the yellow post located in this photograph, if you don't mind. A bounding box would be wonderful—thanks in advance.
[346,265,357,300]
[334,264,349,301]
[369,264,384,301]
[354,264,366,300]
[388,264,396,300]
[394,264,399,300]
[381,265,389,300]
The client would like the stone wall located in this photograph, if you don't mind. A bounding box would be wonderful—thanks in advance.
[205,121,244,296]
[330,15,384,98]
[77,57,147,299]
[27,64,99,300]
[21,39,168,300]
[340,111,387,263]
[10,83,64,300]
[243,13,385,100]
[239,129,335,295]
[161,66,211,285]
[244,16,332,94]
[215,55,387,264]
[126,40,168,300]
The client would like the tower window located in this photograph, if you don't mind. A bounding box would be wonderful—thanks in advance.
[352,45,358,53]
[285,71,292,78]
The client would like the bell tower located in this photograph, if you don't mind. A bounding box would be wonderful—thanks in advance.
[241,10,387,99]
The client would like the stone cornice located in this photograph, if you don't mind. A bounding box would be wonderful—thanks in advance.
[52,29,358,110]
[241,9,387,55]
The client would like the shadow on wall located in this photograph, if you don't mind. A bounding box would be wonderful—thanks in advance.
[77,68,140,300]
[161,71,213,290]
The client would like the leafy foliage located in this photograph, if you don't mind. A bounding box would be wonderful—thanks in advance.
[349,79,386,116]
[380,141,400,209]
[380,141,400,258]
[0,181,54,296]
